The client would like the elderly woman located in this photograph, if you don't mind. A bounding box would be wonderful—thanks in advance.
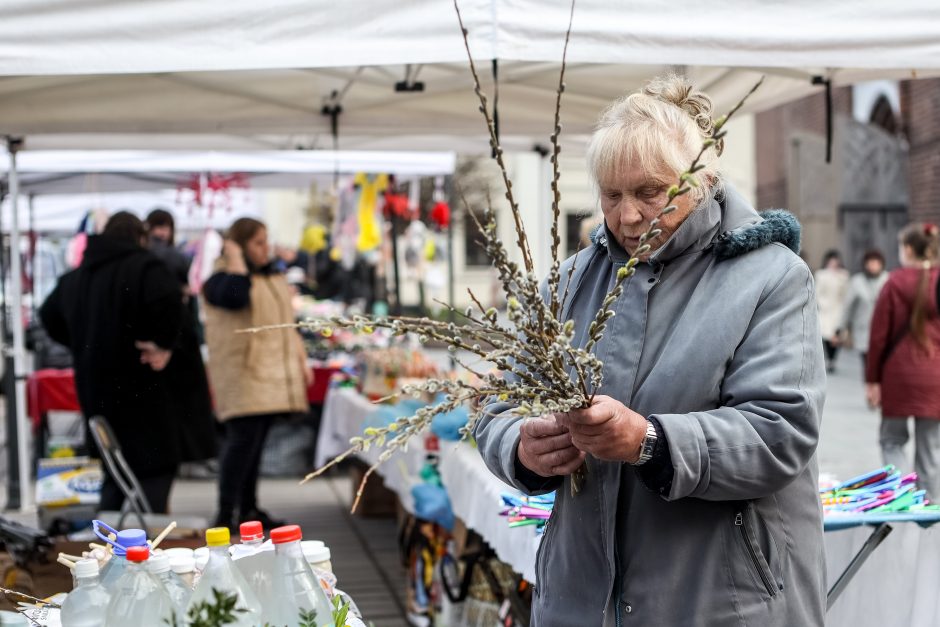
[476,76,826,626]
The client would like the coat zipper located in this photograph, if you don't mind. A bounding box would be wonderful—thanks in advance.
[735,508,778,598]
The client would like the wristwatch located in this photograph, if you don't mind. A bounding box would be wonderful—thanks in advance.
[633,420,658,466]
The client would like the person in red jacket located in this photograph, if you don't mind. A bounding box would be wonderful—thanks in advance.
[866,223,940,499]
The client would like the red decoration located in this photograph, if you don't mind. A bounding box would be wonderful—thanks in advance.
[176,172,251,216]
[382,191,413,220]
[429,201,451,229]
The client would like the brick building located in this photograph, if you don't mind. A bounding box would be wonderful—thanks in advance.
[755,78,939,271]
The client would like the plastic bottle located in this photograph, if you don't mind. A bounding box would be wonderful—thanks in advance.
[186,527,262,627]
[232,521,266,558]
[264,525,333,627]
[104,546,175,627]
[60,559,111,627]
[301,540,333,574]
[147,553,192,619]
[96,525,149,591]
[170,555,196,589]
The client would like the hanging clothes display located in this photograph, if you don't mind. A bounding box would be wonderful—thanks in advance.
[354,172,388,253]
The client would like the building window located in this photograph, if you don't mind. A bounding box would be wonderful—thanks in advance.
[464,208,493,267]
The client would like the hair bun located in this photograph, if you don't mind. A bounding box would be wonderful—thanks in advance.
[642,75,723,156]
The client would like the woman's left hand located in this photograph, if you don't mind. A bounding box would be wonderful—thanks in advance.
[557,395,649,463]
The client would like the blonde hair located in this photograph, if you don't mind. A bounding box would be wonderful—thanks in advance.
[586,74,722,205]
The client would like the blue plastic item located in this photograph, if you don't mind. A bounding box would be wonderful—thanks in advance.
[93,520,147,556]
[411,484,455,531]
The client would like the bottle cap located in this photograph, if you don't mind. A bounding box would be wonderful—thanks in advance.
[147,553,170,574]
[73,558,99,578]
[114,529,147,556]
[239,521,264,543]
[170,555,195,575]
[126,546,149,563]
[302,541,331,564]
[205,527,231,547]
[270,525,302,544]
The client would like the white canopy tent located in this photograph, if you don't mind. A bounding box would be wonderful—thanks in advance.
[1,0,938,152]
[0,0,938,509]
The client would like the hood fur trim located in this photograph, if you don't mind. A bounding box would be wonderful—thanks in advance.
[712,209,801,261]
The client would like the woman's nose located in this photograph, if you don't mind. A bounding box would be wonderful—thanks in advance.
[619,200,643,227]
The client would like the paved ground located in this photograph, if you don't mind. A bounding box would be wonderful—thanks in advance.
[0,348,903,625]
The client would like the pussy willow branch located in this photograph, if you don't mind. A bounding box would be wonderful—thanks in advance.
[548,0,576,322]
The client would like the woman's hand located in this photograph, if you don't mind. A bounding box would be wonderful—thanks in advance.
[516,415,585,478]
[222,240,249,275]
[557,395,649,463]
[866,383,881,409]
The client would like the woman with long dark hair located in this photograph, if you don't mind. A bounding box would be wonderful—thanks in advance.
[202,217,311,529]
[867,223,940,499]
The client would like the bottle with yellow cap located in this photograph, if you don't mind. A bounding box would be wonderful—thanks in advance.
[186,527,262,626]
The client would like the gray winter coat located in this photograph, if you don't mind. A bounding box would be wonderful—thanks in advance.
[476,184,826,626]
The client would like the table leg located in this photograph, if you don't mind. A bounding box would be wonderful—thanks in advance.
[826,523,893,611]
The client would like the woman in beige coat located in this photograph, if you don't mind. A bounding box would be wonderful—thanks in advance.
[203,217,311,529]
[815,249,850,372]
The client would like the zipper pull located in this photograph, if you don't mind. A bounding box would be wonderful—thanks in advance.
[734,512,743,526]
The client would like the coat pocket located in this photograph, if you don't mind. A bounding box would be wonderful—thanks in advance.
[533,505,558,601]
[733,503,780,599]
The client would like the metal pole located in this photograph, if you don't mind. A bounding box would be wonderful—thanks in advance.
[6,138,31,511]
[0,181,17,510]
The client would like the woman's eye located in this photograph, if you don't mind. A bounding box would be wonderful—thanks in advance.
[638,187,660,200]
[604,191,621,201]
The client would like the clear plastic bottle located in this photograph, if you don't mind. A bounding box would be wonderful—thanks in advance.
[186,527,262,627]
[104,546,175,627]
[264,525,333,627]
[97,527,148,591]
[233,520,275,608]
[170,555,196,589]
[147,553,192,620]
[60,559,111,627]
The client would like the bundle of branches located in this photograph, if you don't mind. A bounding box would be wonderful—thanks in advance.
[246,1,761,512]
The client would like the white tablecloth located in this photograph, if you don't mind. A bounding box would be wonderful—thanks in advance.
[316,386,427,514]
[438,441,541,583]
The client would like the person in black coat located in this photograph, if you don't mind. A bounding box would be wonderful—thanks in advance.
[40,212,183,513]
[145,209,218,466]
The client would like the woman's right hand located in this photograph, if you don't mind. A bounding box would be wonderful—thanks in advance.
[866,383,881,409]
[222,240,249,275]
[516,415,586,478]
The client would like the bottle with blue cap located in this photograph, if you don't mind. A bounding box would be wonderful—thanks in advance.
[93,521,149,591]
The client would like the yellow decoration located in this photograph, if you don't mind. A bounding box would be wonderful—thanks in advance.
[329,247,341,262]
[423,239,436,261]
[354,173,389,252]
[300,224,327,254]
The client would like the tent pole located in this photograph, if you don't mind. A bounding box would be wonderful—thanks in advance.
[5,138,31,512]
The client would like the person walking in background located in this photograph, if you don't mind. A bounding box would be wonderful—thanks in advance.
[145,209,218,471]
[40,212,183,513]
[816,249,850,373]
[838,250,888,368]
[202,217,312,530]
[866,224,940,500]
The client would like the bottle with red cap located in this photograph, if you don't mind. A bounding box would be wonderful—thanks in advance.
[232,520,275,606]
[262,525,333,626]
[103,546,175,627]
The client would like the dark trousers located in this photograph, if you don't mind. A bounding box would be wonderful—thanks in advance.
[217,413,279,517]
[99,470,176,514]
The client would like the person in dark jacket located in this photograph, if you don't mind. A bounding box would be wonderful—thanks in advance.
[40,212,183,513]
[145,209,218,466]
